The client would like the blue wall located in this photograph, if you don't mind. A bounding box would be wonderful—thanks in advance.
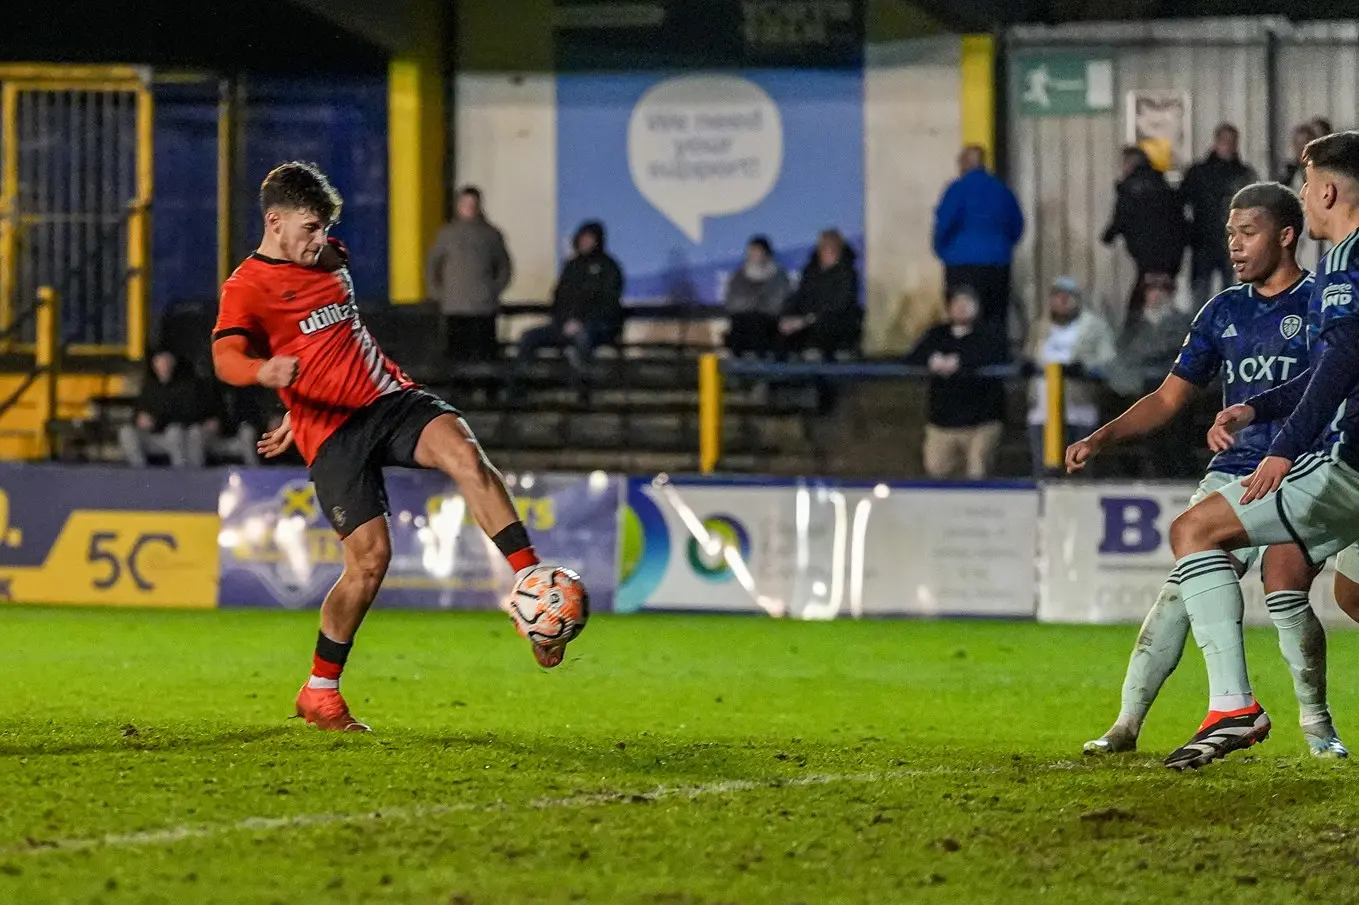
[151,74,389,314]
[240,76,389,301]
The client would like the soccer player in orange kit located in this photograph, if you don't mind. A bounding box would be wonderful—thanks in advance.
[213,162,571,732]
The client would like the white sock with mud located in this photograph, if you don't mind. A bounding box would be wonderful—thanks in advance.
[1177,550,1253,713]
[1115,572,1190,734]
[1265,590,1332,734]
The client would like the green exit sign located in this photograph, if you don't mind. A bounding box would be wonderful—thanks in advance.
[1015,52,1115,117]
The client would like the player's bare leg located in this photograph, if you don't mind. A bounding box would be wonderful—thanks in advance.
[413,414,564,667]
[1260,544,1345,757]
[1163,494,1270,768]
[295,517,391,731]
[1334,546,1359,624]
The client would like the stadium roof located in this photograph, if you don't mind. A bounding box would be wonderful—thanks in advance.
[0,0,388,72]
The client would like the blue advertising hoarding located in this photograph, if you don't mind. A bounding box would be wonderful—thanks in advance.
[217,469,621,611]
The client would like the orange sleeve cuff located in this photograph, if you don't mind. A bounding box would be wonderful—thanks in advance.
[212,335,263,387]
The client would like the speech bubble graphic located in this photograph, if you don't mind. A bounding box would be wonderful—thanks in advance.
[628,75,783,243]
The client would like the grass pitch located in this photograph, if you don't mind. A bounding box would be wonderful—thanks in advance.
[4,607,1359,904]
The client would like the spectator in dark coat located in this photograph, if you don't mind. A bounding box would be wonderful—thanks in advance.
[932,145,1024,338]
[516,221,624,377]
[724,235,791,358]
[1102,146,1189,321]
[1182,124,1259,302]
[904,286,1009,479]
[119,350,256,467]
[779,229,862,359]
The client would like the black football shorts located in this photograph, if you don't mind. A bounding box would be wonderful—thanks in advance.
[309,389,459,537]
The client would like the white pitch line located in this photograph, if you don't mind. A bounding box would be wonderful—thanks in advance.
[10,766,965,856]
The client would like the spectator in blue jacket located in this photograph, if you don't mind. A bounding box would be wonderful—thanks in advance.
[933,145,1025,339]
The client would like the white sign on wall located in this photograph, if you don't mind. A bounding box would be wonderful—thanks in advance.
[619,478,1038,619]
[1039,483,1346,626]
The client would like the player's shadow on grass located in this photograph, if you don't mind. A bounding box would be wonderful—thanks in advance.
[0,725,292,758]
[419,730,798,783]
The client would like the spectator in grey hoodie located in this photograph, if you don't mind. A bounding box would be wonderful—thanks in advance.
[724,235,790,357]
[426,186,513,362]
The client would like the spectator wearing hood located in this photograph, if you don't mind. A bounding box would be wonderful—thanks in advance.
[933,145,1025,337]
[1101,146,1188,321]
[426,186,513,362]
[1182,124,1259,302]
[724,235,791,358]
[516,220,624,378]
[1025,276,1116,474]
[779,229,862,358]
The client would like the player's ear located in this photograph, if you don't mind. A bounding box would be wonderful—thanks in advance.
[264,208,281,232]
[1279,225,1295,250]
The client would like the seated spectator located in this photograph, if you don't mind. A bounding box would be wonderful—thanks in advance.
[1105,273,1192,398]
[724,235,790,358]
[120,350,238,468]
[1105,273,1198,478]
[904,286,1008,480]
[516,221,624,384]
[780,229,862,358]
[1026,277,1116,474]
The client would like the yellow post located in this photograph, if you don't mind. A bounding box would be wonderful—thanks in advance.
[1043,362,1065,472]
[217,77,236,288]
[126,84,154,361]
[35,286,59,459]
[960,34,996,167]
[0,82,17,350]
[699,354,723,475]
[388,52,446,304]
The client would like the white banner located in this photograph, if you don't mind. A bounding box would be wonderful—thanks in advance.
[1039,483,1347,626]
[618,478,1038,619]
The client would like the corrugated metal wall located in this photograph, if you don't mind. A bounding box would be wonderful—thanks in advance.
[1278,22,1359,145]
[1006,17,1357,335]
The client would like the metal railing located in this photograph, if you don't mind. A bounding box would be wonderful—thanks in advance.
[696,355,1083,475]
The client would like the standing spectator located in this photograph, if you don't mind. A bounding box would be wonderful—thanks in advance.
[724,235,790,358]
[426,186,513,363]
[1026,277,1116,474]
[779,229,862,359]
[119,350,216,468]
[904,286,1009,480]
[515,221,624,384]
[1101,146,1188,322]
[932,145,1024,337]
[1182,124,1259,302]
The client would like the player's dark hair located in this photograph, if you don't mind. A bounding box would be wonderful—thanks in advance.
[1231,182,1304,249]
[1303,131,1359,186]
[747,235,773,256]
[458,185,482,201]
[259,161,342,224]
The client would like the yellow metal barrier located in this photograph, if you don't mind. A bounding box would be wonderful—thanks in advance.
[35,286,60,458]
[698,354,723,475]
[1043,362,1065,471]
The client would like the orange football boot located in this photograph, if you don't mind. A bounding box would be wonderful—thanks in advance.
[531,643,565,669]
[294,683,371,732]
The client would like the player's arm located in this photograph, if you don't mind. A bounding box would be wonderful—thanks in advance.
[212,335,298,388]
[211,281,298,389]
[1065,374,1198,472]
[1264,320,1359,461]
[1067,302,1215,472]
